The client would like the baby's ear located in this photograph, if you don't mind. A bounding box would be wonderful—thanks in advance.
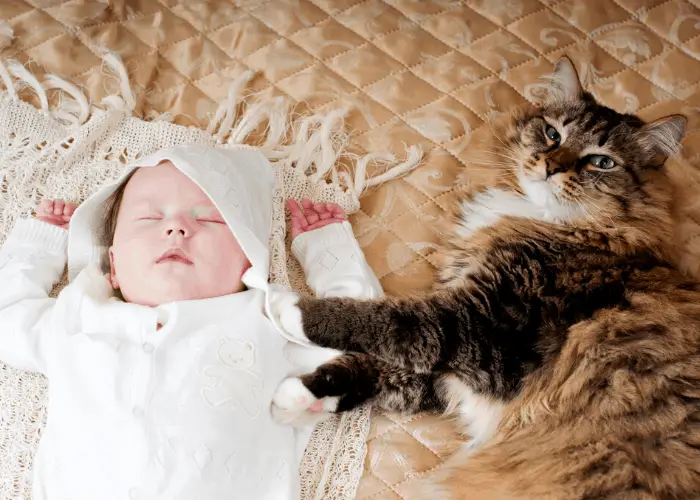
[108,247,120,289]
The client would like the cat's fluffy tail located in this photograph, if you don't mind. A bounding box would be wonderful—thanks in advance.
[407,440,548,500]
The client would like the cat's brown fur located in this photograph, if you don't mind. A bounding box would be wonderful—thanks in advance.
[433,253,700,499]
[272,58,700,499]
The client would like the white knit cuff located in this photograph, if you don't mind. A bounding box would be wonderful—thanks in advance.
[291,221,357,262]
[3,218,68,255]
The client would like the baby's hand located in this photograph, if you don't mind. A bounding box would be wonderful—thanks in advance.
[36,199,77,229]
[287,199,346,239]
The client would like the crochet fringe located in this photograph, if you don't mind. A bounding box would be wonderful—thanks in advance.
[0,51,422,199]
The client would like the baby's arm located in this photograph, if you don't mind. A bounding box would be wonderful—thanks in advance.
[288,199,383,300]
[0,200,75,373]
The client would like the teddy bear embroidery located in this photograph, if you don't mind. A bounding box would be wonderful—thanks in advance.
[201,337,263,418]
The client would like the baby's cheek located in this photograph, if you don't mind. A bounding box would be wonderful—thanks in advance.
[199,233,249,291]
[215,252,249,280]
[120,242,148,266]
[221,235,249,270]
[227,251,250,292]
[113,240,153,281]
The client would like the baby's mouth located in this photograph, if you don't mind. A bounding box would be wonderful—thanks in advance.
[156,249,193,265]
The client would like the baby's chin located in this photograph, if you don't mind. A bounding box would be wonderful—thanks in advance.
[121,276,244,306]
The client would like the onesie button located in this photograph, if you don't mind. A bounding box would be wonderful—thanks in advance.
[142,342,154,354]
[132,407,145,418]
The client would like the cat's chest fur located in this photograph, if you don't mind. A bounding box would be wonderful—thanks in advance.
[454,187,556,238]
[440,188,564,443]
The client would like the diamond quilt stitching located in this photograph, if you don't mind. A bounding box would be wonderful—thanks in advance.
[1,1,700,498]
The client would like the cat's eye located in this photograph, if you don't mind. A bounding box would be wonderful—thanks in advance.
[588,155,615,169]
[545,125,561,143]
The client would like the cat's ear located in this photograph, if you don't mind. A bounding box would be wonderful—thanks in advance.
[544,56,583,103]
[637,114,686,160]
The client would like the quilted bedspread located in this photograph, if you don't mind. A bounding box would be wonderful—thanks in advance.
[1,0,699,498]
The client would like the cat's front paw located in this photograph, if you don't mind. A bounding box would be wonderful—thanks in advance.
[268,287,308,343]
[271,377,337,427]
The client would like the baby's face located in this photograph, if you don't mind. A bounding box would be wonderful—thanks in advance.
[109,162,250,306]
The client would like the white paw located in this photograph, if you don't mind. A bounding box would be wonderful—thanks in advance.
[268,287,307,342]
[271,377,337,427]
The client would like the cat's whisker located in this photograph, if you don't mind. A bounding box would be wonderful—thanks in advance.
[581,207,608,233]
[471,146,520,158]
[489,144,518,158]
[463,172,513,180]
[485,144,520,156]
[475,142,517,153]
[465,161,513,169]
[466,160,518,169]
[476,150,521,163]
[581,172,606,190]
[486,120,511,149]
[592,173,605,189]
[579,193,633,232]
[466,156,514,164]
[579,197,610,224]
[569,194,605,226]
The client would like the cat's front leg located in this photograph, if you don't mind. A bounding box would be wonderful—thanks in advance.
[268,288,443,372]
[268,289,356,348]
[268,289,309,343]
[272,352,446,422]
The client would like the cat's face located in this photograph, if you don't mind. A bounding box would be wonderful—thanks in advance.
[509,58,685,224]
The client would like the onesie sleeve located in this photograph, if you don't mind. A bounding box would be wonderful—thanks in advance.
[0,218,67,374]
[291,221,383,299]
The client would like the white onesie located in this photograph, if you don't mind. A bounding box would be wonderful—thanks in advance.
[0,145,382,500]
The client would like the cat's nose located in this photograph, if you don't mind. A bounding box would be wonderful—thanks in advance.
[545,158,567,178]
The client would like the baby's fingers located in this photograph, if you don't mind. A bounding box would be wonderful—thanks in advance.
[37,199,54,215]
[314,203,346,219]
[305,218,343,232]
[289,217,307,239]
[53,200,65,215]
[313,203,334,220]
[327,203,346,220]
[64,203,77,216]
[37,199,76,223]
[301,199,315,212]
[286,199,304,219]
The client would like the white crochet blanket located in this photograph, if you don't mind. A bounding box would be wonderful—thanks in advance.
[0,53,421,500]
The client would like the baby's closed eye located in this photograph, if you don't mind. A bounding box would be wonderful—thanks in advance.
[197,218,226,224]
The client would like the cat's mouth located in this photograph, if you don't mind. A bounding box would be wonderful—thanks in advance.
[518,165,553,206]
[521,178,552,206]
[517,170,590,224]
[519,168,575,213]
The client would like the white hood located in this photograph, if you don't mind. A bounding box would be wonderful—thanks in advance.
[67,144,275,292]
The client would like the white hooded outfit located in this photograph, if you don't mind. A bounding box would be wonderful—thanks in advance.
[0,145,382,500]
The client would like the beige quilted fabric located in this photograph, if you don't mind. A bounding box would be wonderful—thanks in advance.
[1,0,699,498]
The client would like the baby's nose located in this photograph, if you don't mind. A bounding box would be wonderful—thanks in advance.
[164,217,192,238]
[166,227,186,237]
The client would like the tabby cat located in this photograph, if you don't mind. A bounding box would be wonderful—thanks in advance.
[271,58,700,499]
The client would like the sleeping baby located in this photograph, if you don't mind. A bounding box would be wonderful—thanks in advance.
[0,145,382,500]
